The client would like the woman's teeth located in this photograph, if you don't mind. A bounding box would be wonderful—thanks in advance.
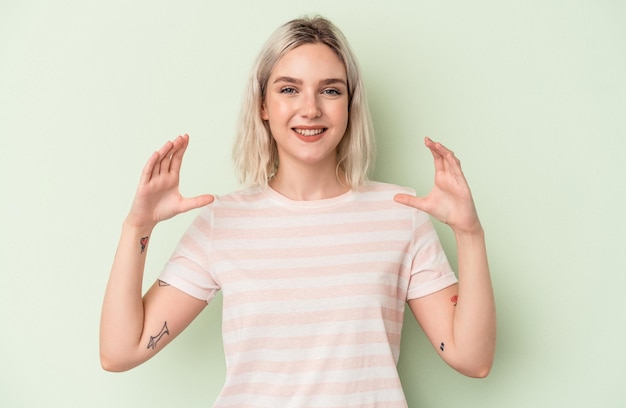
[294,128,324,136]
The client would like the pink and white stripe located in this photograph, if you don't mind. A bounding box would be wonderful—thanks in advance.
[160,181,457,407]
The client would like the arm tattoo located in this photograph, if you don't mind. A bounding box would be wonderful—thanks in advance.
[158,280,170,287]
[140,236,149,254]
[450,295,458,306]
[147,321,169,350]
[440,342,445,352]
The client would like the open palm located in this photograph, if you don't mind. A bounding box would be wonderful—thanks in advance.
[126,134,214,229]
[395,137,481,235]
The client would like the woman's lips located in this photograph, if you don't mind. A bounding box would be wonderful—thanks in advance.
[293,127,327,142]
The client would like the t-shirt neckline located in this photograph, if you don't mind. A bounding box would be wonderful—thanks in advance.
[262,185,354,210]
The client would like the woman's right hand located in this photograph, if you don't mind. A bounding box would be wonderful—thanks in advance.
[126,134,215,229]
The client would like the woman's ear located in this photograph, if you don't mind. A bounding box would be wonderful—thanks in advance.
[260,102,269,120]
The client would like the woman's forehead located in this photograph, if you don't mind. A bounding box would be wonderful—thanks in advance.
[270,43,347,81]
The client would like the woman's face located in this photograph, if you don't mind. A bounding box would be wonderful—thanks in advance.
[261,43,349,170]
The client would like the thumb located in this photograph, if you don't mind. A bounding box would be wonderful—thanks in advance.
[179,194,215,213]
[394,193,430,212]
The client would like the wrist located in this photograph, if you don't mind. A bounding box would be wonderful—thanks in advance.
[122,217,156,234]
[453,223,484,241]
[121,219,155,256]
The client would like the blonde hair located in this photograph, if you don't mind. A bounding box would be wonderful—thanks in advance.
[233,16,375,189]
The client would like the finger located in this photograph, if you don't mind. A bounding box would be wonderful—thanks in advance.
[424,137,445,173]
[394,193,430,212]
[140,151,160,184]
[179,194,215,213]
[444,150,465,181]
[151,140,174,179]
[427,138,462,177]
[169,134,190,174]
[426,137,454,156]
[151,158,162,180]
[431,140,465,181]
[159,136,185,174]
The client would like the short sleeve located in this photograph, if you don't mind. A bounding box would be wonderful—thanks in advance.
[406,210,458,300]
[158,207,220,303]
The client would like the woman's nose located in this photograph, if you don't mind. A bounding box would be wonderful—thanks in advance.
[299,93,322,118]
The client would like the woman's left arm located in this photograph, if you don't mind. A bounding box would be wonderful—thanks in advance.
[394,137,496,378]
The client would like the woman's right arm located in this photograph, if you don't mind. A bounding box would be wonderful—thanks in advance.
[99,134,214,372]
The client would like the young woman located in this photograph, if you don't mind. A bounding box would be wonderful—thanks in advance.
[100,16,495,407]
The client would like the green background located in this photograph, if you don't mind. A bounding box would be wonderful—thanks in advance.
[1,0,625,406]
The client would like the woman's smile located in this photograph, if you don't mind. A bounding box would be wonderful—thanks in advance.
[261,42,349,168]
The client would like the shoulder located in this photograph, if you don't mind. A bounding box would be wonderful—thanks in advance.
[346,181,418,216]
[355,181,432,223]
[354,180,416,201]
[213,186,268,207]
[186,187,267,222]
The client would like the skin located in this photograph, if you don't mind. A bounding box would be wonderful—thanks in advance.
[99,135,212,371]
[261,43,351,200]
[395,137,495,377]
[100,44,495,377]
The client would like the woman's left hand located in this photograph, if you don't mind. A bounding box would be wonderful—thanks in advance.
[394,137,482,235]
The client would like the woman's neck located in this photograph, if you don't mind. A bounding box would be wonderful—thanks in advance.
[269,164,349,201]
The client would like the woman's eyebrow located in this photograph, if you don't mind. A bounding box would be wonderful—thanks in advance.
[273,76,302,85]
[320,78,347,87]
[273,76,347,87]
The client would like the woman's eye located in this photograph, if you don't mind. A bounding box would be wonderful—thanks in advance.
[323,88,341,95]
[280,87,297,94]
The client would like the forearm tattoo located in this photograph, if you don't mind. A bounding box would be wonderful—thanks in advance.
[147,321,169,350]
[140,236,149,254]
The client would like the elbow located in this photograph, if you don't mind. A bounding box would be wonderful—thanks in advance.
[99,332,151,372]
[452,336,496,378]
[455,357,494,378]
[448,352,494,378]
[463,363,492,379]
[99,350,137,373]
[100,355,128,373]
[99,336,145,372]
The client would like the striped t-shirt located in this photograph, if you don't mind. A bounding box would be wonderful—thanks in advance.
[159,181,457,407]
